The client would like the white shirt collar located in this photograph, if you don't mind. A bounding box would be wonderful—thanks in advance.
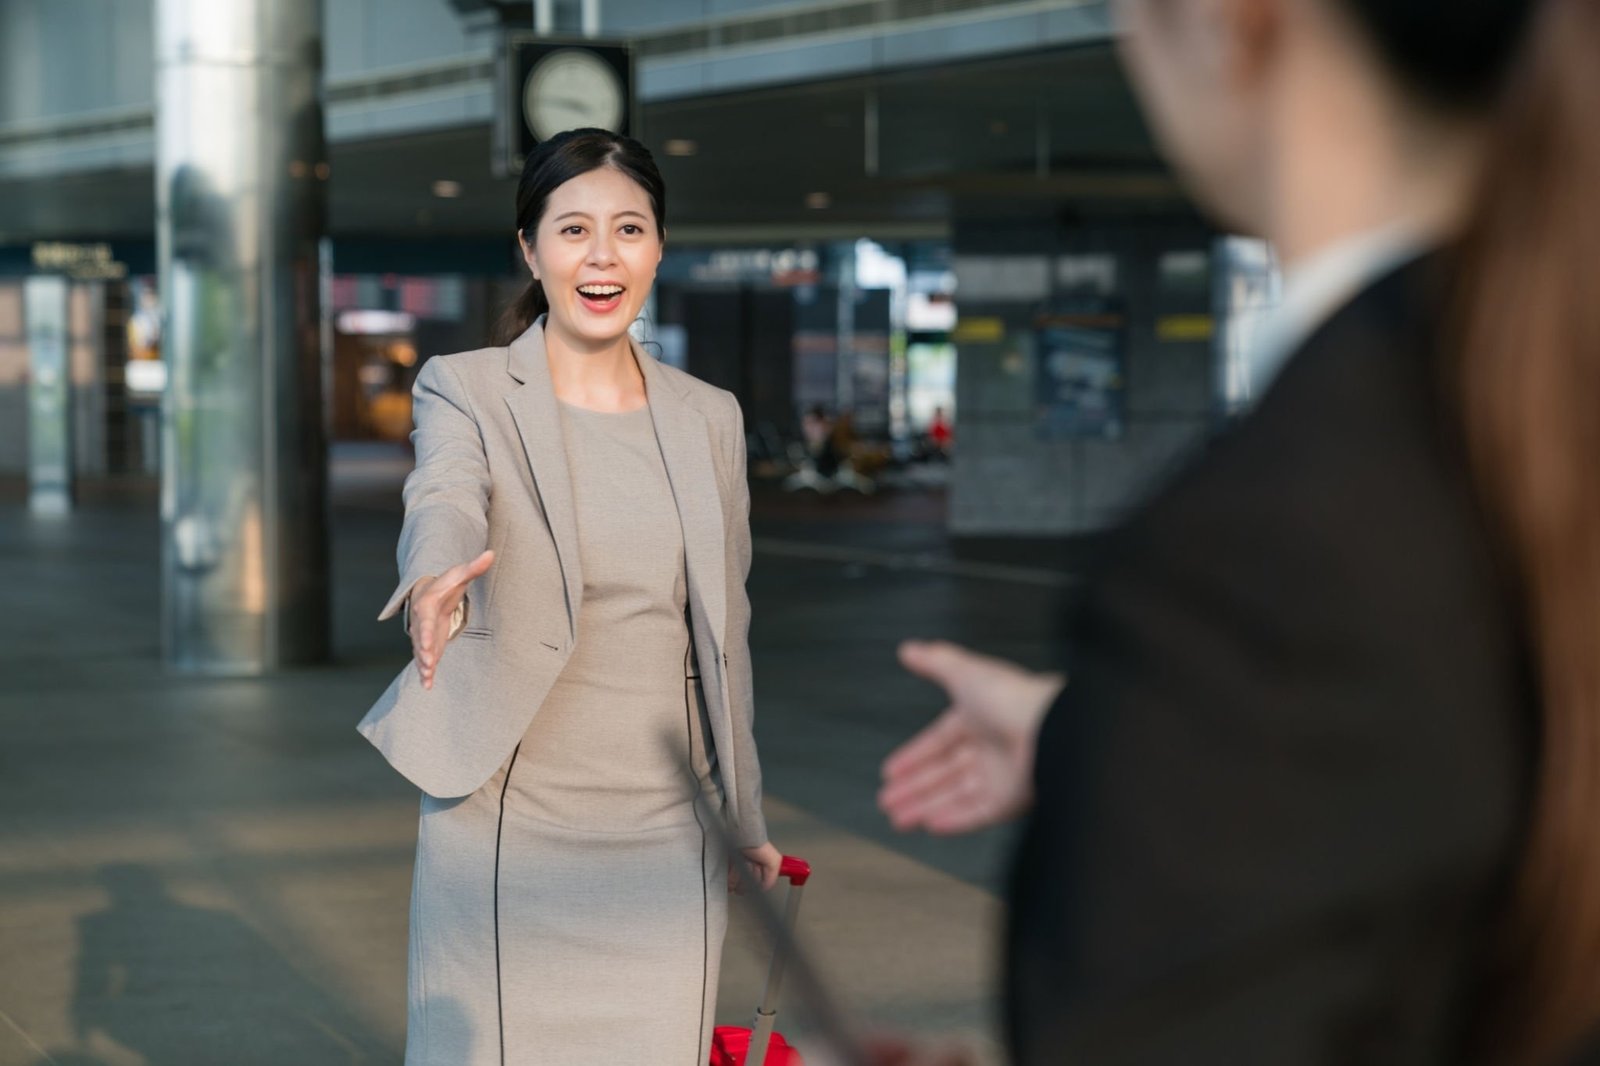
[1249,221,1430,401]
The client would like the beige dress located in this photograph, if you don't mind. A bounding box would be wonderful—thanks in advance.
[406,401,727,1065]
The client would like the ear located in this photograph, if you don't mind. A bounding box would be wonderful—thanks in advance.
[1219,0,1282,88]
[516,230,541,281]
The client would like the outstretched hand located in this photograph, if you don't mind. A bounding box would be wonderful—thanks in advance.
[878,640,1064,835]
[408,549,495,689]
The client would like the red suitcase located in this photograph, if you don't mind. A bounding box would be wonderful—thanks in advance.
[709,856,812,1066]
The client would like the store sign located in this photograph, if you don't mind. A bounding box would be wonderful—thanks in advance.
[689,248,821,286]
[1035,300,1128,440]
[31,242,128,280]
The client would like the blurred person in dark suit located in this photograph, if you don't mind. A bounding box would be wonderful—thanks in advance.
[878,0,1600,1063]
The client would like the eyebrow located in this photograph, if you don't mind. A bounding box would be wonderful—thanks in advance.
[552,210,650,222]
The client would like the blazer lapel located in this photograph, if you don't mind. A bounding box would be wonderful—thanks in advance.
[637,342,728,651]
[504,319,584,642]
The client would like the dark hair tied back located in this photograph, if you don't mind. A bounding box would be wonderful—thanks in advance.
[493,128,667,346]
[1336,0,1540,110]
[1344,1,1600,1061]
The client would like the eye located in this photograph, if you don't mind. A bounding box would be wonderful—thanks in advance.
[562,225,585,236]
[620,224,643,236]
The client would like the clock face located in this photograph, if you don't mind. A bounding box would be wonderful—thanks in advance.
[523,50,625,142]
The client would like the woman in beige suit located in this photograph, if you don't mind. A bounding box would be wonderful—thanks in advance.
[358,128,783,1065]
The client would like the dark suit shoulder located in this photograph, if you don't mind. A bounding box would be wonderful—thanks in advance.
[1011,257,1536,1064]
[1103,256,1509,659]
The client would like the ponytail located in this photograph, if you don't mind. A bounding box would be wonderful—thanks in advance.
[493,275,548,347]
[1451,1,1600,1059]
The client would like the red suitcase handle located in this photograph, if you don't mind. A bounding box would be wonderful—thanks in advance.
[720,857,814,1066]
[779,856,811,886]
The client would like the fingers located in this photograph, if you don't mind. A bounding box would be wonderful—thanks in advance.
[897,639,974,687]
[882,709,967,783]
[923,749,1033,834]
[726,851,787,895]
[735,846,782,891]
[913,779,1004,836]
[462,548,496,581]
[883,716,1035,834]
[881,725,969,810]
[413,616,440,689]
[439,549,495,594]
[898,640,1009,695]
[411,552,493,690]
[880,737,984,833]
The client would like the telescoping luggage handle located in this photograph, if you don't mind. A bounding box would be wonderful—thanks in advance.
[746,856,812,1066]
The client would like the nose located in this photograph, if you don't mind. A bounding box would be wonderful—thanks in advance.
[587,232,617,269]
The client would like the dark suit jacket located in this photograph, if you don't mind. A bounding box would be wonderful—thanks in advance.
[1006,255,1555,1064]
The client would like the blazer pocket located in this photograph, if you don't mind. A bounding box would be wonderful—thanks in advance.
[458,627,494,640]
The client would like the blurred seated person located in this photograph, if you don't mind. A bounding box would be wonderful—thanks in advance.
[926,406,953,458]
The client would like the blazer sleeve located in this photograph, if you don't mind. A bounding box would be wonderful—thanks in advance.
[1005,486,1524,1065]
[720,391,769,848]
[377,356,492,622]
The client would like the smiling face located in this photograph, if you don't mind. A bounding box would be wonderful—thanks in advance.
[519,165,663,349]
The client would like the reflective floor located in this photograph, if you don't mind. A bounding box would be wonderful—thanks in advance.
[0,453,1071,1065]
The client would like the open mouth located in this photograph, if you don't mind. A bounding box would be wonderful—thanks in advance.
[576,283,626,313]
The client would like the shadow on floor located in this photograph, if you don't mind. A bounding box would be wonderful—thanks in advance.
[40,863,397,1065]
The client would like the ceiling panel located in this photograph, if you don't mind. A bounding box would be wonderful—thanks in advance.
[0,43,1182,246]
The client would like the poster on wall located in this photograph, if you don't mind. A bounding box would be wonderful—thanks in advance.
[1035,300,1127,440]
[792,286,839,414]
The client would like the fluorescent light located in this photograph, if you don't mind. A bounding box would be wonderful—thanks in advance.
[338,310,416,335]
[125,360,167,395]
[805,192,832,210]
[432,180,463,198]
[664,139,697,157]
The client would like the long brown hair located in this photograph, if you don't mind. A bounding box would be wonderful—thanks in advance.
[493,127,667,346]
[1443,0,1600,1059]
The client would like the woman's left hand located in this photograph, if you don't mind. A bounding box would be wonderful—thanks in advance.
[731,841,783,893]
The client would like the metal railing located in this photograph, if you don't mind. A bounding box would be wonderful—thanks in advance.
[633,0,1097,58]
[0,0,1104,154]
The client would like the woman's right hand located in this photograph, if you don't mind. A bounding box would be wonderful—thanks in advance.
[879,640,1065,835]
[408,549,495,689]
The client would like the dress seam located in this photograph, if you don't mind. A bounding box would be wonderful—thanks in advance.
[688,671,711,1065]
[494,743,523,1066]
[412,795,429,1063]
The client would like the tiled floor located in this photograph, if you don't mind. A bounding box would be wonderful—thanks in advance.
[0,462,1071,1065]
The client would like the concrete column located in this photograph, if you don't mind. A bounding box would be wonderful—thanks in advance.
[70,282,109,479]
[835,246,857,417]
[25,276,73,516]
[156,0,330,674]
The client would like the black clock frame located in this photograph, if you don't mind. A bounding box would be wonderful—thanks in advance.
[494,34,636,177]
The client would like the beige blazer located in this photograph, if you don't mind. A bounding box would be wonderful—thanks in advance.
[357,318,767,847]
